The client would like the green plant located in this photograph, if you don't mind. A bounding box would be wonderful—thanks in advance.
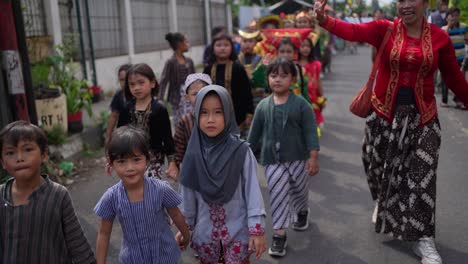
[31,59,52,88]
[98,110,110,133]
[47,43,93,116]
[63,78,93,116]
[46,124,67,145]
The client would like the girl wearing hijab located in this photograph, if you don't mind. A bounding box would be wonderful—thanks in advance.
[177,85,266,264]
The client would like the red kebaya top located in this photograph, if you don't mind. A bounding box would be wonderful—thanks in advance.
[320,16,468,125]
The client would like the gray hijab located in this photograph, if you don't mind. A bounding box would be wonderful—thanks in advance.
[180,85,249,204]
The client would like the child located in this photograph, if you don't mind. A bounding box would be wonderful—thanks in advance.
[238,29,262,78]
[178,85,267,263]
[172,73,212,177]
[239,28,264,110]
[203,34,254,130]
[294,10,322,61]
[248,58,320,257]
[276,38,311,104]
[298,38,326,129]
[159,32,195,121]
[95,126,190,264]
[0,121,95,263]
[121,63,178,180]
[203,26,228,67]
[105,63,131,148]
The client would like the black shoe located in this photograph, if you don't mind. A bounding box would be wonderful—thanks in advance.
[268,234,287,257]
[292,209,310,231]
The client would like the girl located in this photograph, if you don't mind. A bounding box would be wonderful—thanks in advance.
[177,85,267,264]
[203,35,254,129]
[248,58,320,257]
[251,38,311,108]
[173,73,212,175]
[298,38,326,128]
[276,38,311,104]
[105,63,131,148]
[159,32,195,122]
[295,10,323,62]
[121,63,178,180]
[95,126,190,264]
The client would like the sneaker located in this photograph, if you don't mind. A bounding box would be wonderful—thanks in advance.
[439,102,449,108]
[292,209,310,231]
[268,234,287,257]
[412,237,443,264]
[372,202,378,224]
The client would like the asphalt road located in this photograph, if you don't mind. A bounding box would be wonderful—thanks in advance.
[70,46,468,264]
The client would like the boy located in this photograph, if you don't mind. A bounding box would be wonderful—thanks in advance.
[238,28,262,79]
[0,121,96,264]
[166,73,211,180]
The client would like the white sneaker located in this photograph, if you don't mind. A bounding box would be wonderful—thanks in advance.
[372,202,378,224]
[412,237,443,264]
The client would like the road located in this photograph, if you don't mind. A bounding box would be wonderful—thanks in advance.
[70,46,468,263]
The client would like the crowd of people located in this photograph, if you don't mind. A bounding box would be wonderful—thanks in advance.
[1,0,468,263]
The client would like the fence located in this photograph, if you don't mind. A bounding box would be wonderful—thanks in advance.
[210,1,227,28]
[177,0,205,46]
[132,0,171,53]
[23,0,229,58]
[58,0,127,59]
[21,0,48,37]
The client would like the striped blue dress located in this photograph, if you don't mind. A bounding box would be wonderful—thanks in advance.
[95,177,181,264]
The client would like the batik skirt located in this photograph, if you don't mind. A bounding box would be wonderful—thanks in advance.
[362,105,441,241]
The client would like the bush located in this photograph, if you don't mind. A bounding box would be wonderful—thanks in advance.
[46,124,67,145]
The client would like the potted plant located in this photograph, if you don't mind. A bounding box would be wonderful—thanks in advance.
[48,44,93,133]
[62,77,93,133]
[32,55,69,133]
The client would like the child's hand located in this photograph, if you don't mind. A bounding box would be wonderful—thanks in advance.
[243,114,253,128]
[175,231,190,250]
[306,151,319,176]
[249,235,266,259]
[262,53,274,66]
[165,161,179,182]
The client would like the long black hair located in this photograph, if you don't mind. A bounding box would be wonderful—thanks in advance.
[299,38,316,62]
[118,63,132,75]
[207,35,238,65]
[124,63,159,101]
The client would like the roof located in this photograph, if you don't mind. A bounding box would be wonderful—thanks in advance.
[268,0,313,15]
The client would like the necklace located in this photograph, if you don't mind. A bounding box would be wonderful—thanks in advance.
[211,61,233,94]
[131,100,152,136]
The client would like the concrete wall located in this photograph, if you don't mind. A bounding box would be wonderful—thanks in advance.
[87,45,205,93]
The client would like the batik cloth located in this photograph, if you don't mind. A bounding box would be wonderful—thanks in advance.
[363,105,441,241]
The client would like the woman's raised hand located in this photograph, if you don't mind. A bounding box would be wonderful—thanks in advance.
[313,0,328,24]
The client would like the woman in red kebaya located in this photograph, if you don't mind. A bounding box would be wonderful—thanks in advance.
[315,0,468,263]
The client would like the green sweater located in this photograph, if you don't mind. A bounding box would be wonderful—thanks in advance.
[248,93,320,166]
